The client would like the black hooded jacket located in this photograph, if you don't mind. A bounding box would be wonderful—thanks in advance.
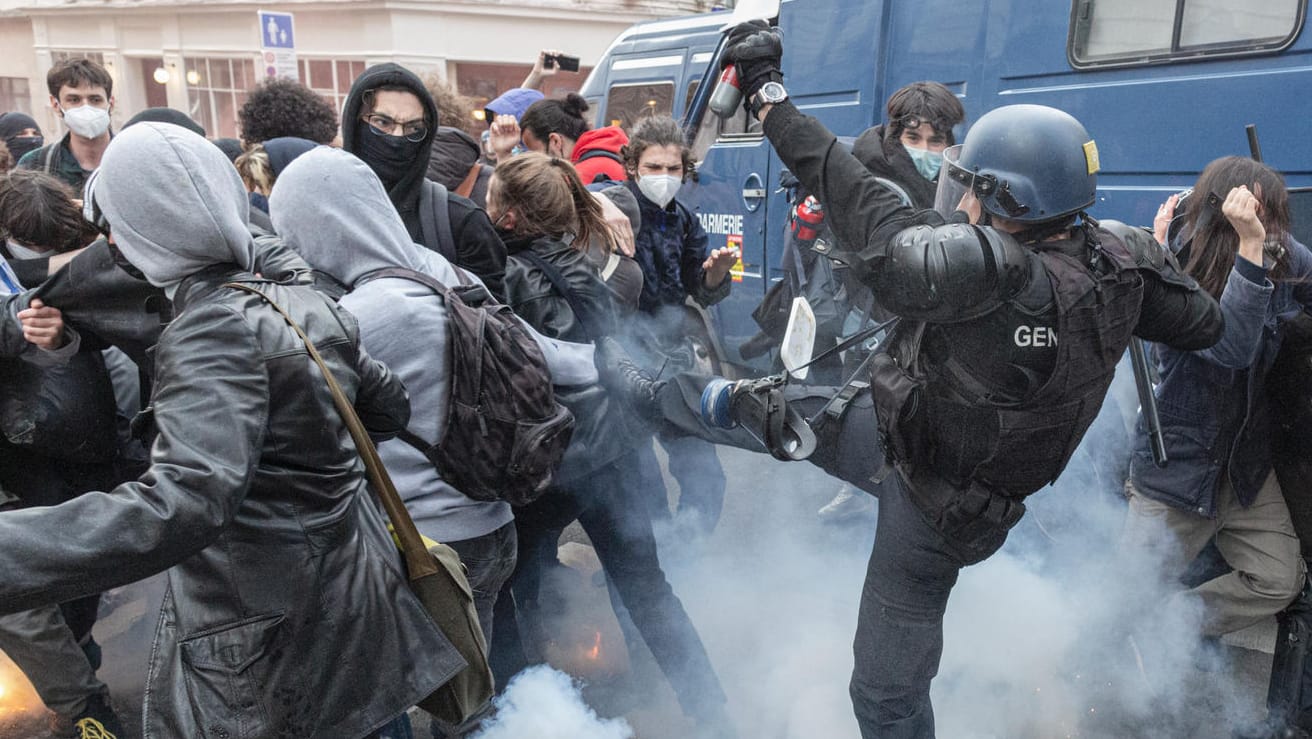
[850,124,938,210]
[342,63,506,299]
[427,126,491,208]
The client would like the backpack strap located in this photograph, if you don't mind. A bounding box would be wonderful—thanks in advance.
[352,266,467,452]
[517,249,603,341]
[42,143,57,175]
[454,164,482,199]
[575,149,623,166]
[419,181,458,263]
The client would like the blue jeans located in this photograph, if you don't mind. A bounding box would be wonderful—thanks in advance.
[447,522,518,646]
[430,522,517,739]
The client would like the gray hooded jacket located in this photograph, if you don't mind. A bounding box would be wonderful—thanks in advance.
[272,147,598,541]
[0,123,464,738]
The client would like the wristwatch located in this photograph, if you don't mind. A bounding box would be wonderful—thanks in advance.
[749,81,788,116]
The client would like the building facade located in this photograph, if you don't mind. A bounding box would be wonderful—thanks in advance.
[0,0,715,138]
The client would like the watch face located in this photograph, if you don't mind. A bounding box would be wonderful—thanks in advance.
[760,82,787,103]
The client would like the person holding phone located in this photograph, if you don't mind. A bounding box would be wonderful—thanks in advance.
[522,49,581,91]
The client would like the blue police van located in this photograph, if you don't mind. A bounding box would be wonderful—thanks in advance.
[577,11,727,133]
[673,0,1312,371]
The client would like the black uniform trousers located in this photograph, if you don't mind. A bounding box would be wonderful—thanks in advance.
[655,373,1014,738]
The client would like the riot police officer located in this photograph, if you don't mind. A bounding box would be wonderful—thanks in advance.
[608,21,1227,739]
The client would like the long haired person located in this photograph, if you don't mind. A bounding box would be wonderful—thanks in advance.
[490,152,737,737]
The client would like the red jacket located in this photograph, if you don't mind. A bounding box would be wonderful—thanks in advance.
[572,126,628,184]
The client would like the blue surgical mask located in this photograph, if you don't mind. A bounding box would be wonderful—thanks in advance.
[905,145,944,182]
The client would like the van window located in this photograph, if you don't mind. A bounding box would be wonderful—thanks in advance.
[689,102,764,163]
[1069,0,1305,67]
[683,80,701,115]
[604,82,676,129]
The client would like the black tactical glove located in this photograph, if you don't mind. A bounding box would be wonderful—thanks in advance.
[723,20,784,109]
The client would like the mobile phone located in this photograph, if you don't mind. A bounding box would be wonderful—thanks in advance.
[548,54,580,73]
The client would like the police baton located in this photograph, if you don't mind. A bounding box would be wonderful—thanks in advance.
[1129,337,1168,467]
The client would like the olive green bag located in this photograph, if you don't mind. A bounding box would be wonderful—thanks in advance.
[225,283,494,727]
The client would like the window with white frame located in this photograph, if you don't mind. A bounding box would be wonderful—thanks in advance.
[299,58,366,116]
[184,56,257,138]
[0,77,32,116]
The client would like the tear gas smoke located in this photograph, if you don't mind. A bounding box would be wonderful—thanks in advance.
[635,361,1267,738]
[472,665,634,739]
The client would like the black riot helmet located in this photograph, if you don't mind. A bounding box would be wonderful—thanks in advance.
[934,104,1099,224]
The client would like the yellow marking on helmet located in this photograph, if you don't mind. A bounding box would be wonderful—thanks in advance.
[1083,140,1100,175]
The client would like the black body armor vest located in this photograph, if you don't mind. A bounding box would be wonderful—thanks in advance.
[872,227,1144,499]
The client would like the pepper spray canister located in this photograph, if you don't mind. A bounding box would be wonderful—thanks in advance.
[709,65,742,119]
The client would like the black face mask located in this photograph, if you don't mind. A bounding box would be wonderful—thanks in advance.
[7,136,42,161]
[356,130,424,189]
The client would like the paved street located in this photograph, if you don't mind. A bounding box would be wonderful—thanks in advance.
[0,446,1277,738]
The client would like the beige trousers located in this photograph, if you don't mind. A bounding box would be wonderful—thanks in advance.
[1122,471,1306,636]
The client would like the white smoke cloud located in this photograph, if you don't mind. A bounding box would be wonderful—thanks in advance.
[646,366,1267,739]
[472,665,634,739]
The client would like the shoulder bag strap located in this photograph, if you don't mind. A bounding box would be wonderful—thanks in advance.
[517,249,602,341]
[222,282,438,580]
[454,164,481,199]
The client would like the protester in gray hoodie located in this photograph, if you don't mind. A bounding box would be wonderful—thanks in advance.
[270,146,598,643]
[0,123,462,738]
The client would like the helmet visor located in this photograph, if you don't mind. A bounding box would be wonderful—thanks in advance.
[933,145,975,220]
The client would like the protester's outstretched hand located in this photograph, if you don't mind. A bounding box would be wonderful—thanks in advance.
[18,298,66,350]
[723,20,784,103]
[703,246,740,286]
[488,114,521,163]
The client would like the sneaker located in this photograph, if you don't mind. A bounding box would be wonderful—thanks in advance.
[72,693,124,739]
[817,483,874,520]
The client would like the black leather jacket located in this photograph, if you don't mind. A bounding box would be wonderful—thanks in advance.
[503,234,639,479]
[504,234,617,342]
[0,268,464,738]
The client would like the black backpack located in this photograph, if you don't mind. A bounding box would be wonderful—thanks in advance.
[356,266,575,506]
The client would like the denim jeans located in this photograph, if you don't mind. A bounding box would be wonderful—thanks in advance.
[509,456,729,722]
[429,522,517,739]
[447,522,518,646]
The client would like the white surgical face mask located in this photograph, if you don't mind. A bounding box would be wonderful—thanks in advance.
[61,104,111,139]
[637,174,681,208]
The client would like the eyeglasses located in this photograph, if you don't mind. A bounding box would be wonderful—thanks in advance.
[362,113,428,142]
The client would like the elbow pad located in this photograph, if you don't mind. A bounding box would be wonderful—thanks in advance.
[872,223,1031,322]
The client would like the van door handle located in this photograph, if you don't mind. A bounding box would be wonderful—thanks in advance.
[742,173,765,212]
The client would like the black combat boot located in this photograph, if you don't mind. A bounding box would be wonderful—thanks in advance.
[700,375,816,461]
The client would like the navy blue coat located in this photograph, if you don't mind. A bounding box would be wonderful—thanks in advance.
[626,180,730,319]
[1131,240,1312,515]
